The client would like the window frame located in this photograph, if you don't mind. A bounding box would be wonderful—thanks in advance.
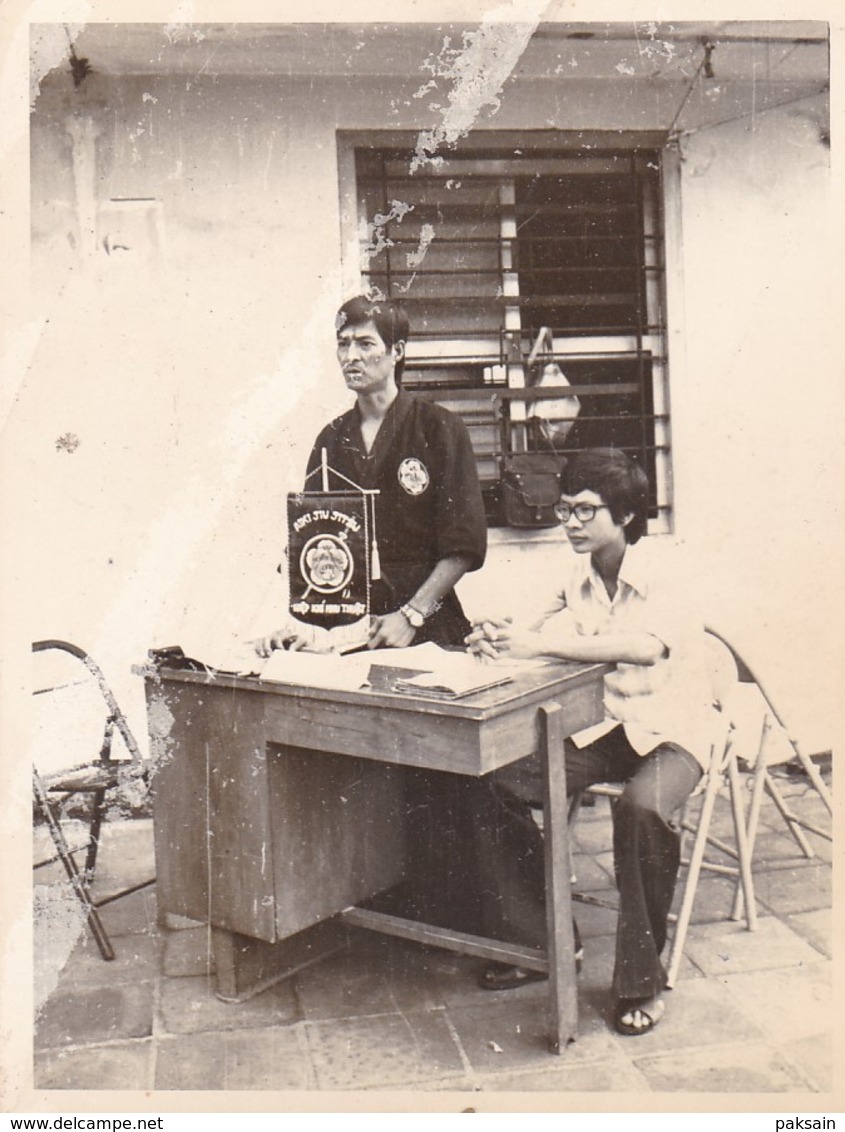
[337,129,678,533]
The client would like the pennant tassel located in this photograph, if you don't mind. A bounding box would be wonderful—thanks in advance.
[368,491,381,581]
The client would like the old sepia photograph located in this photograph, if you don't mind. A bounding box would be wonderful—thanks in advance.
[1,0,841,1115]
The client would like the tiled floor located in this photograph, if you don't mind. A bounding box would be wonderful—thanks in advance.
[33,768,834,1095]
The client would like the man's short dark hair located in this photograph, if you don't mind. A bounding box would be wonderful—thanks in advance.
[335,295,410,384]
[560,448,650,543]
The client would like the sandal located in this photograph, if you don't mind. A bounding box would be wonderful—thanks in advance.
[614,995,665,1036]
[478,947,583,991]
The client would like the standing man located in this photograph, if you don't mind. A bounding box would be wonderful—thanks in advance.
[258,294,488,928]
[257,294,486,653]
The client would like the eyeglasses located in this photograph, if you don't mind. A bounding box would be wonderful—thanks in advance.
[554,502,609,523]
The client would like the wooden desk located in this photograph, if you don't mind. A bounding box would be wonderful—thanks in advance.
[145,659,607,1053]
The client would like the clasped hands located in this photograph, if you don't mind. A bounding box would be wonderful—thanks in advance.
[464,616,541,661]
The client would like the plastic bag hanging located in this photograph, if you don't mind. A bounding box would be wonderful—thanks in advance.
[526,327,580,452]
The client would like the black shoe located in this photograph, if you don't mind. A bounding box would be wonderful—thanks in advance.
[478,949,583,991]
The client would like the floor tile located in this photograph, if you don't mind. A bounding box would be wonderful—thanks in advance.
[633,1040,815,1092]
[35,983,154,1048]
[678,873,748,926]
[781,1031,833,1093]
[570,897,618,942]
[34,1039,154,1090]
[752,862,832,916]
[604,977,766,1058]
[750,828,820,866]
[154,1025,316,1090]
[374,939,467,1013]
[158,972,299,1035]
[447,989,620,1073]
[54,930,161,989]
[34,884,87,1012]
[306,1009,466,1089]
[720,962,832,1044]
[293,940,401,1020]
[681,916,827,978]
[161,924,216,977]
[422,951,512,1010]
[95,886,159,939]
[786,908,832,959]
[87,821,157,932]
[473,1048,652,1092]
[570,851,616,892]
[571,928,702,995]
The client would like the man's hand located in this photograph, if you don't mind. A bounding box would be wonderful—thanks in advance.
[368,611,417,649]
[249,624,333,657]
[465,616,542,661]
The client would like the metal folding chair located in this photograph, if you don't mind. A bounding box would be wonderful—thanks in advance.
[701,626,832,921]
[568,630,756,989]
[32,639,155,960]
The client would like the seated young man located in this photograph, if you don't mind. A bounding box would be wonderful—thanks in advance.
[465,448,717,1036]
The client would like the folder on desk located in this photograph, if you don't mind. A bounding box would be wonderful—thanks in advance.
[389,653,523,699]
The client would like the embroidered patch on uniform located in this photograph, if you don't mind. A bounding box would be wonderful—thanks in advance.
[397,457,430,496]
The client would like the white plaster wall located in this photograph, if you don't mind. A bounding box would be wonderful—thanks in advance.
[15,68,839,763]
[667,99,838,753]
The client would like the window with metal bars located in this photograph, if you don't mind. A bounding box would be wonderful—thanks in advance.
[351,139,671,530]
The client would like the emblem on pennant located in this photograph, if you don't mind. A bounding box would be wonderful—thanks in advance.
[301,535,354,593]
[397,457,430,496]
[287,492,370,627]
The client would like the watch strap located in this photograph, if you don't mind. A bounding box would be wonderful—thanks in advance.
[399,603,425,628]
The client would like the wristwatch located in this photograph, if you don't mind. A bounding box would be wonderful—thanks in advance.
[399,603,426,629]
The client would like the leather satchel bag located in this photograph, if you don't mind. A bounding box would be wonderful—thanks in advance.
[500,454,565,529]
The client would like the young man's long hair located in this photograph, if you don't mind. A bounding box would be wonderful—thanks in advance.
[560,448,650,543]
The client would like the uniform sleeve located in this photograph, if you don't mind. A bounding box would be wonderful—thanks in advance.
[429,406,487,571]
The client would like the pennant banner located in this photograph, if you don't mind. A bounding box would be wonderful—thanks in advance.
[286,491,371,629]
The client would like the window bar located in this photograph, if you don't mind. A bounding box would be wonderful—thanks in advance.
[630,153,650,484]
[379,152,395,301]
[499,178,524,454]
[645,159,671,531]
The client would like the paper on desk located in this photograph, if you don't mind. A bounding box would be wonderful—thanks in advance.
[392,652,543,698]
[172,636,263,676]
[259,648,373,691]
[259,642,450,692]
[363,642,453,669]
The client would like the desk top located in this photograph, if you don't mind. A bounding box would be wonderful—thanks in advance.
[145,660,609,776]
[147,658,607,720]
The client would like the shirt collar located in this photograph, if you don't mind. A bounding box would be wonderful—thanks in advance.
[615,540,651,598]
[583,540,651,601]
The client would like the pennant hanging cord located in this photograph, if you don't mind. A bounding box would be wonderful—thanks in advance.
[304,454,370,494]
[367,491,381,582]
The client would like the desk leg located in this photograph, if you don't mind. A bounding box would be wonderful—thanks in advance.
[540,701,578,1053]
[211,920,347,1004]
